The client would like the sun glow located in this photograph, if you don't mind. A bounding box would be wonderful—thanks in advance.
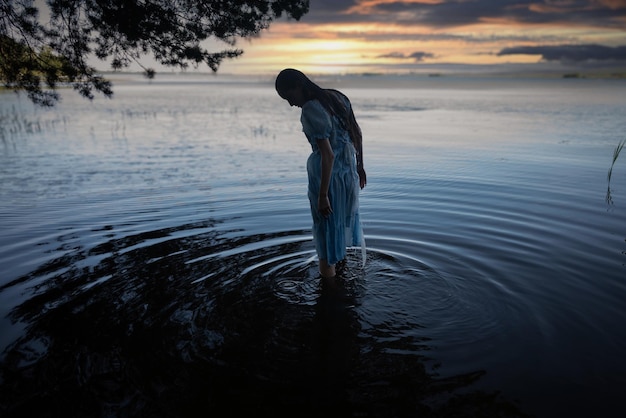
[213,3,626,76]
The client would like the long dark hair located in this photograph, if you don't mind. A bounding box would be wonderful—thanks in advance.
[276,69,364,169]
[275,68,349,128]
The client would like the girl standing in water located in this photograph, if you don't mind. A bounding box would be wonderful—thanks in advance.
[275,69,366,278]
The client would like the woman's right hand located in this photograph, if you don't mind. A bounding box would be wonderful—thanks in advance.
[318,194,333,217]
[358,167,367,189]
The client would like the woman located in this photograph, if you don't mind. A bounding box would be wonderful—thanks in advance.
[275,68,366,278]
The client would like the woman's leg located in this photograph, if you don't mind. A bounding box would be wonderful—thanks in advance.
[319,259,336,278]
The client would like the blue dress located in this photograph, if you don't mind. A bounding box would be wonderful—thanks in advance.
[300,98,363,265]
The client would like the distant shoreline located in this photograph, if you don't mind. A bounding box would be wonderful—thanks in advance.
[2,69,624,98]
[93,69,626,80]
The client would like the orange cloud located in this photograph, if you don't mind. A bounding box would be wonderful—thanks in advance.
[215,1,626,75]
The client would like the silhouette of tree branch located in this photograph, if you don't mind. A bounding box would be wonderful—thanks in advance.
[0,0,309,106]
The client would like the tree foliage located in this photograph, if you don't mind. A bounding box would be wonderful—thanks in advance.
[0,0,309,106]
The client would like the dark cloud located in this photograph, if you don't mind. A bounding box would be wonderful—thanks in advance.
[497,44,626,62]
[334,31,565,45]
[408,51,435,61]
[309,0,360,14]
[377,52,408,59]
[299,0,361,23]
[287,1,626,71]
[301,0,626,28]
[377,51,435,61]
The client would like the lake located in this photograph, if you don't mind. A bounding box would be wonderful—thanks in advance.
[1,73,625,417]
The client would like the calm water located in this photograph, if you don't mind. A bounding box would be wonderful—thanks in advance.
[1,73,625,417]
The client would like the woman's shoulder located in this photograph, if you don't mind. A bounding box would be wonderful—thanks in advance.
[301,99,332,133]
[302,99,329,119]
[303,99,324,111]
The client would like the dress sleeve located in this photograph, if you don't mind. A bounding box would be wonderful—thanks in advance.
[301,100,332,140]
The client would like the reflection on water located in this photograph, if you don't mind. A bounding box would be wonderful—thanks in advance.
[0,222,528,417]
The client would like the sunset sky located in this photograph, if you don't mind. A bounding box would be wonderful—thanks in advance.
[216,0,626,75]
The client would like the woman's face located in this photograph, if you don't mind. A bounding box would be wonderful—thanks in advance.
[278,86,306,108]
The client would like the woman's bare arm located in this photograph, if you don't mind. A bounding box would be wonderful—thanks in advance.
[317,138,335,216]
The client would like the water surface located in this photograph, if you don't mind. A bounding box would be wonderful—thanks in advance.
[1,74,625,417]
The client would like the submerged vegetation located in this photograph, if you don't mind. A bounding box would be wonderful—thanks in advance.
[0,106,64,145]
[606,139,625,205]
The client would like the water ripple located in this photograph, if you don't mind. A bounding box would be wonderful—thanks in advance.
[2,77,625,417]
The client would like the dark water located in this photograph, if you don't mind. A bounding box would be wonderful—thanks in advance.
[1,74,625,417]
